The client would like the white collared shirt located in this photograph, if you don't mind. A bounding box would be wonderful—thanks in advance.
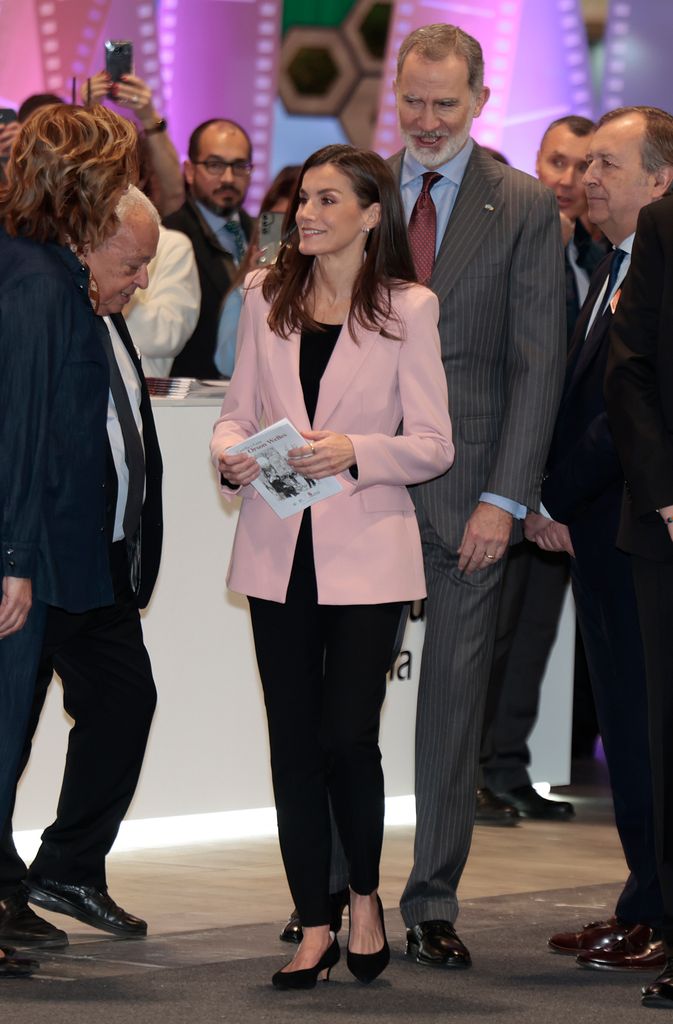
[104,316,145,541]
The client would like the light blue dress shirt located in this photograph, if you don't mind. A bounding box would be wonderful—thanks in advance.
[195,200,242,262]
[214,286,243,378]
[402,140,526,520]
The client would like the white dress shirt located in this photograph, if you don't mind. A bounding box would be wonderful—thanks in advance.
[104,317,145,542]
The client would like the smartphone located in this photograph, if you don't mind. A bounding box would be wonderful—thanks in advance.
[0,108,17,125]
[256,211,285,266]
[104,40,133,82]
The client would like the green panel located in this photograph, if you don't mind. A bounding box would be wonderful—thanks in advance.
[282,0,355,34]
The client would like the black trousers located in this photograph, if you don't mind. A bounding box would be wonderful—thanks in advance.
[481,543,569,791]
[0,543,156,895]
[631,555,673,943]
[571,546,662,927]
[249,515,401,927]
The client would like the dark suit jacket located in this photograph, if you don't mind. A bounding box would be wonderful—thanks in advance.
[163,197,253,379]
[108,314,163,607]
[389,143,565,549]
[542,250,628,575]
[606,194,673,563]
[0,231,113,612]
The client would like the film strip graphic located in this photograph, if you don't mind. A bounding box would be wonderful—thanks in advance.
[373,1,524,159]
[601,1,630,111]
[34,0,112,98]
[160,0,281,209]
[247,0,282,208]
[34,0,164,112]
[554,0,593,118]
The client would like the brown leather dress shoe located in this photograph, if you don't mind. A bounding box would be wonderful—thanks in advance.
[405,920,471,968]
[577,934,665,971]
[642,957,673,1007]
[549,916,635,954]
[475,787,519,827]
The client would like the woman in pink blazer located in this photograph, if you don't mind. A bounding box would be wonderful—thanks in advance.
[211,145,453,989]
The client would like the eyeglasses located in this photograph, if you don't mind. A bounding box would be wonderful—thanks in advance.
[192,158,253,178]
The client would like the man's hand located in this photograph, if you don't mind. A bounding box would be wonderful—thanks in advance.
[0,576,32,638]
[524,511,550,543]
[658,504,673,546]
[457,502,513,574]
[533,519,575,556]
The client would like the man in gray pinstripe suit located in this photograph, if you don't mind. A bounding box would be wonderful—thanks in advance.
[390,25,565,967]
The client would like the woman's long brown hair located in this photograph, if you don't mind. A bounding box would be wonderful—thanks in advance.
[262,144,417,342]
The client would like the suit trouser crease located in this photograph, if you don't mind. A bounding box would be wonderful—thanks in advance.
[401,529,506,927]
[482,543,569,791]
[571,553,662,926]
[631,556,673,940]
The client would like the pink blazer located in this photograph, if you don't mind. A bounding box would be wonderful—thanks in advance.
[211,279,454,604]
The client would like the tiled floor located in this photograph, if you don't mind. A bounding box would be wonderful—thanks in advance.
[33,763,625,945]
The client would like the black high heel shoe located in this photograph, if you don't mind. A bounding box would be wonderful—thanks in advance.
[272,935,340,990]
[347,895,390,984]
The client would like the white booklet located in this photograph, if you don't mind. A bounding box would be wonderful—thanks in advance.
[227,418,342,519]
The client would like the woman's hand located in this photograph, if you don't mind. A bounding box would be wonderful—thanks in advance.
[81,71,111,107]
[0,120,20,160]
[287,430,355,479]
[111,74,157,128]
[216,451,260,488]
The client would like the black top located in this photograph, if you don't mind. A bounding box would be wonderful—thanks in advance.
[299,323,341,425]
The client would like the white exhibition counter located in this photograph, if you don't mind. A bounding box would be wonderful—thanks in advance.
[14,397,574,846]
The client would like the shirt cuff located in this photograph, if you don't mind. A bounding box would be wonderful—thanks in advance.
[538,502,553,520]
[479,492,527,520]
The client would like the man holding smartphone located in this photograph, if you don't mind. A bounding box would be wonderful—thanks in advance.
[164,118,254,379]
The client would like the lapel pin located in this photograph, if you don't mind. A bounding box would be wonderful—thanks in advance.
[484,203,495,211]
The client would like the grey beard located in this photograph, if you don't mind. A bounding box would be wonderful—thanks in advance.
[400,123,472,168]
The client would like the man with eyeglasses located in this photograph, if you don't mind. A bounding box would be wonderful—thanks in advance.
[164,119,254,379]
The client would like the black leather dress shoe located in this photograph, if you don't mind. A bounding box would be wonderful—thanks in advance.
[405,920,472,968]
[0,949,39,979]
[279,888,349,944]
[27,878,147,938]
[0,889,68,948]
[497,784,574,820]
[642,958,673,1007]
[475,787,519,826]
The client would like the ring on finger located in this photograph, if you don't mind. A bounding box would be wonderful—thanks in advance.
[307,441,315,455]
[484,553,496,560]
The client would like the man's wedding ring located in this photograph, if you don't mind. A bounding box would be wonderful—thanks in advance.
[484,553,496,559]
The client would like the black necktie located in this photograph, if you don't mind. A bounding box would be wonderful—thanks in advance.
[100,324,145,544]
[600,247,626,315]
[408,172,442,284]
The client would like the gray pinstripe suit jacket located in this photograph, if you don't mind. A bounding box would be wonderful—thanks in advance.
[390,143,566,551]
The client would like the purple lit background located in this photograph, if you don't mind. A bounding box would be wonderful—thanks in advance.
[0,0,670,193]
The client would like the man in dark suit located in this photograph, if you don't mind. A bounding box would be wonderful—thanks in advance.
[478,115,606,825]
[527,106,673,974]
[606,191,673,1008]
[386,24,565,968]
[164,118,254,379]
[0,185,164,950]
